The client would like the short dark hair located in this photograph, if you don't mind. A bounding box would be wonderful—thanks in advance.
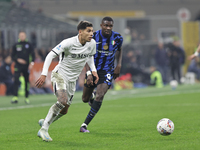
[19,30,26,34]
[102,16,114,23]
[77,21,93,31]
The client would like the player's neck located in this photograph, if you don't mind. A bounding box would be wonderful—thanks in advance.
[78,36,86,46]
[101,31,111,38]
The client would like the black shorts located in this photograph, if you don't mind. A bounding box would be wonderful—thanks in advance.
[84,70,113,88]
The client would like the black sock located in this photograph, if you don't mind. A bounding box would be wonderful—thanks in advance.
[84,100,102,125]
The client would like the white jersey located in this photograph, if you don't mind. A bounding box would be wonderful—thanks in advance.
[51,35,96,82]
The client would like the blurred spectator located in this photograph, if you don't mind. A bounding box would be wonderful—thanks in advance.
[166,36,185,84]
[34,49,43,63]
[30,32,37,48]
[124,27,131,44]
[149,66,164,88]
[131,29,139,42]
[0,55,14,95]
[11,31,35,104]
[175,39,186,76]
[154,41,169,84]
[0,55,3,66]
[38,48,48,61]
[122,50,149,84]
[139,33,146,41]
[187,57,200,81]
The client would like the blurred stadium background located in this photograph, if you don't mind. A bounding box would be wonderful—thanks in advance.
[1,1,200,149]
[1,0,200,95]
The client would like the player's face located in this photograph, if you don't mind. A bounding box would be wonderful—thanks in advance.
[80,27,94,43]
[101,20,113,37]
[19,32,26,41]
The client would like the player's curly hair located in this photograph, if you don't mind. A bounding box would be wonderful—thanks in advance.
[77,21,93,31]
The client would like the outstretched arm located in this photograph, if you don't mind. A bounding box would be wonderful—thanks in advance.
[189,44,200,60]
[114,48,123,79]
[35,51,57,88]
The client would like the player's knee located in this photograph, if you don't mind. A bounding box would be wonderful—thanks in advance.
[60,108,68,115]
[96,92,104,102]
[82,95,89,103]
[59,100,67,106]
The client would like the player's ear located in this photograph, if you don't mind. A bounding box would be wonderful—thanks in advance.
[78,30,82,34]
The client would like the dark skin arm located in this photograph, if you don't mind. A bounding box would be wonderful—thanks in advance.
[85,63,99,86]
[113,47,123,79]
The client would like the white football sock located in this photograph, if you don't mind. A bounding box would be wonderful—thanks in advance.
[53,113,64,122]
[42,101,65,130]
[81,123,88,127]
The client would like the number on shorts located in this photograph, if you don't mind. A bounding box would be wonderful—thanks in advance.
[107,73,111,80]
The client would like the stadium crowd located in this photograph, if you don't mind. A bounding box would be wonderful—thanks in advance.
[0,24,199,96]
[1,31,200,96]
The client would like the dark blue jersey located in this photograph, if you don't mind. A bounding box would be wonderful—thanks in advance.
[93,30,123,72]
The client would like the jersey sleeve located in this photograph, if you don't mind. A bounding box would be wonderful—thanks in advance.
[52,39,70,55]
[41,51,57,76]
[91,39,96,55]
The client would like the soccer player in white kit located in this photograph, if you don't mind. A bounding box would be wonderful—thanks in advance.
[35,21,99,142]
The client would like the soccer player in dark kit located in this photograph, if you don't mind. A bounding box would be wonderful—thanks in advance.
[80,16,123,132]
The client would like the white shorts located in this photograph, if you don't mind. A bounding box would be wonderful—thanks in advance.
[51,71,76,105]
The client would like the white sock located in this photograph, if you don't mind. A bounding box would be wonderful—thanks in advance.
[53,113,64,122]
[42,101,65,130]
[81,123,87,128]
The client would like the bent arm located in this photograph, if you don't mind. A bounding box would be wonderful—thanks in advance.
[41,51,57,76]
[113,48,123,79]
[86,56,97,72]
[189,44,200,60]
[86,56,99,84]
[194,44,200,56]
[35,51,57,88]
[115,48,123,67]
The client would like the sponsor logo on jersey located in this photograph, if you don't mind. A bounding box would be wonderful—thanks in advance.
[97,50,113,56]
[71,53,90,58]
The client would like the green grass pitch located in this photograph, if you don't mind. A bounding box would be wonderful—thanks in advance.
[0,84,200,150]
